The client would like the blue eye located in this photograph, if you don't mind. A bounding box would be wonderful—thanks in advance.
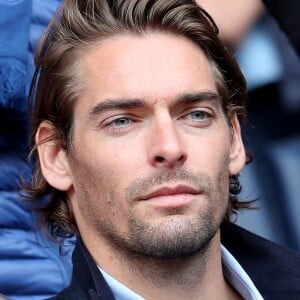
[188,110,209,120]
[180,109,214,128]
[111,117,131,127]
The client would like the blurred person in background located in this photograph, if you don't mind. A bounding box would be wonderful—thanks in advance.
[0,1,72,299]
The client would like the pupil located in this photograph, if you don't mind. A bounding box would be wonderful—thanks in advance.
[117,118,128,125]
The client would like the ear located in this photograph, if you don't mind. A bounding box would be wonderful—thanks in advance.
[229,114,246,175]
[36,121,73,191]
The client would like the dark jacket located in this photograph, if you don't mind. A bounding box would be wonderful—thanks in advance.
[51,223,300,300]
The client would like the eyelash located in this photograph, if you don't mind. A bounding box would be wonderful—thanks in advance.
[102,108,214,133]
[103,115,136,132]
[180,108,214,125]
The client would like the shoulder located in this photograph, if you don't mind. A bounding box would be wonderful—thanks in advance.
[221,222,300,265]
[221,222,300,298]
[46,284,90,300]
[48,238,115,300]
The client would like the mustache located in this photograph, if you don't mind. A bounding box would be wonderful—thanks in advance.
[125,168,213,202]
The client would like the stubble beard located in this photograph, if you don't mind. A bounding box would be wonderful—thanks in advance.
[76,165,229,286]
[98,168,228,261]
[126,207,217,259]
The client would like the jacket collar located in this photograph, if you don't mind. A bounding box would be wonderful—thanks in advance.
[56,238,115,300]
[221,222,300,298]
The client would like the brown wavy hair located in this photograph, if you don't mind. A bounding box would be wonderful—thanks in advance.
[22,0,251,242]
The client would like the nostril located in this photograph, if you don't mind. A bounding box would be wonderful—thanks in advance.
[155,154,186,165]
[155,156,165,163]
[178,154,184,162]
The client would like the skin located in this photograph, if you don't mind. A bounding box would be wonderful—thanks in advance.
[37,32,245,299]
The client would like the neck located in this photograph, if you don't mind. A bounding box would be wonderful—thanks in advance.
[84,230,241,300]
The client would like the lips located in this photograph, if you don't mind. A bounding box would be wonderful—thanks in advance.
[139,185,201,204]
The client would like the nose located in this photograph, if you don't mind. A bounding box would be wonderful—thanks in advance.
[147,116,187,168]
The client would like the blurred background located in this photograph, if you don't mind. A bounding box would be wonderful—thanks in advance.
[0,0,299,299]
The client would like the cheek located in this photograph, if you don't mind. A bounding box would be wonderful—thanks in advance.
[188,131,231,175]
[68,130,148,230]
[70,159,128,235]
[98,137,147,179]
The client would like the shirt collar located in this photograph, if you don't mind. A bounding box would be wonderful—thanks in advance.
[221,245,263,300]
[99,268,143,300]
[98,244,263,300]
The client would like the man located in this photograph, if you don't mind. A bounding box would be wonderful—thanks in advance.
[24,0,300,299]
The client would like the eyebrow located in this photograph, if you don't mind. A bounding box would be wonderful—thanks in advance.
[175,91,221,106]
[87,91,221,120]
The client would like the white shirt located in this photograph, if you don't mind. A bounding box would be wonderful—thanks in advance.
[99,245,264,300]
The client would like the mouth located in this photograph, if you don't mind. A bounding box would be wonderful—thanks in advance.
[139,185,201,208]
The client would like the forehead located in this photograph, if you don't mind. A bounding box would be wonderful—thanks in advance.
[78,32,217,112]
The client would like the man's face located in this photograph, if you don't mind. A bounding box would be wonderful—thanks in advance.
[64,32,245,258]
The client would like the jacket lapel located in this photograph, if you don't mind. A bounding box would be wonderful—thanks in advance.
[54,238,115,300]
[221,222,300,299]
